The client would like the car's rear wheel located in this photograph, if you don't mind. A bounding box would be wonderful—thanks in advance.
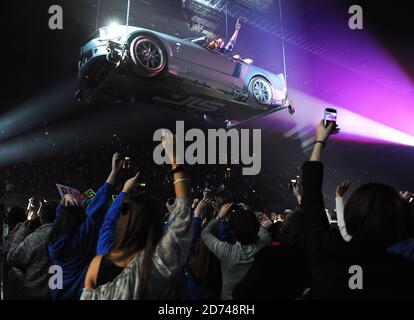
[247,76,273,110]
[130,35,167,77]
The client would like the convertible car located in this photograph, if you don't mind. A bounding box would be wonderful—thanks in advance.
[76,24,294,127]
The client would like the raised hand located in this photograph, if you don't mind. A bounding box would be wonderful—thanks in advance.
[61,194,82,207]
[194,197,212,217]
[111,152,123,174]
[161,130,176,166]
[191,198,200,209]
[217,203,233,220]
[400,191,414,203]
[107,152,123,185]
[235,18,241,31]
[122,172,140,193]
[311,120,340,162]
[316,120,340,143]
[211,196,224,214]
[292,182,302,205]
[292,182,300,196]
[259,214,272,228]
[336,179,352,197]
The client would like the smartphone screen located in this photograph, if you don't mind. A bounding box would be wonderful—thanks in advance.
[123,156,132,169]
[324,108,337,127]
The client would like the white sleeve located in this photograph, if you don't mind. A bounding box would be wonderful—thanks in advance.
[336,196,352,242]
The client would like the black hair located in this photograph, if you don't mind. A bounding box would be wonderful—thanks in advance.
[188,207,222,294]
[278,209,306,247]
[7,207,26,230]
[110,192,164,299]
[47,206,86,244]
[345,183,413,246]
[269,221,283,242]
[228,206,260,245]
[38,203,57,224]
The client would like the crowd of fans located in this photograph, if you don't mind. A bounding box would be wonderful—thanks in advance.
[1,122,414,300]
[0,132,300,213]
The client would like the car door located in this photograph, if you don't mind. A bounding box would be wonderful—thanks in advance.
[173,40,244,92]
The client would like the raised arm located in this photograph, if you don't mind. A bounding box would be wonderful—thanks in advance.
[292,182,302,206]
[309,121,338,162]
[187,197,211,261]
[201,203,233,261]
[71,153,122,248]
[336,179,353,242]
[223,18,241,53]
[303,122,337,219]
[151,131,193,279]
[302,121,339,253]
[96,172,139,255]
[229,18,241,43]
[84,153,122,223]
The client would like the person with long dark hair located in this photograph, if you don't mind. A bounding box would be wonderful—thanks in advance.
[177,196,222,300]
[47,153,122,299]
[81,132,192,299]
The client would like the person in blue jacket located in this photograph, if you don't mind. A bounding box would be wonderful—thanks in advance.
[47,153,122,299]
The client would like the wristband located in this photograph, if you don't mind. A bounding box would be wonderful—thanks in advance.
[173,178,189,185]
[171,165,185,175]
[314,140,326,147]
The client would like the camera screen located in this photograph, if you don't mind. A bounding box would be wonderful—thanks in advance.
[325,112,337,122]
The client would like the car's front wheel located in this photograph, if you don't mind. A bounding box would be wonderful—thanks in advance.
[130,35,167,77]
[247,76,273,110]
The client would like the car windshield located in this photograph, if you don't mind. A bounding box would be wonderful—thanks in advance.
[189,36,208,45]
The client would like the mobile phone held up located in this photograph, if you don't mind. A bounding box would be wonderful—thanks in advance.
[324,108,337,128]
[122,156,132,170]
[289,179,297,189]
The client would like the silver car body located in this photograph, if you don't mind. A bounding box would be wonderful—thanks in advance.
[79,25,288,107]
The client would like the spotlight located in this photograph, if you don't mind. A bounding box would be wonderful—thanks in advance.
[99,23,127,40]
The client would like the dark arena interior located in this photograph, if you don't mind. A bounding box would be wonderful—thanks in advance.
[1,0,414,310]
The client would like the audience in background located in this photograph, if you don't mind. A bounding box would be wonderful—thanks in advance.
[1,206,27,300]
[1,121,414,301]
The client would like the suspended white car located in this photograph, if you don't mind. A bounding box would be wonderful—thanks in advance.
[76,24,294,127]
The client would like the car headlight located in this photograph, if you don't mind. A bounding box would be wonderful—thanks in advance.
[99,24,127,40]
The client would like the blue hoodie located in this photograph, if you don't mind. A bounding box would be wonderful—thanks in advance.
[388,239,414,261]
[48,183,113,300]
[96,191,127,255]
